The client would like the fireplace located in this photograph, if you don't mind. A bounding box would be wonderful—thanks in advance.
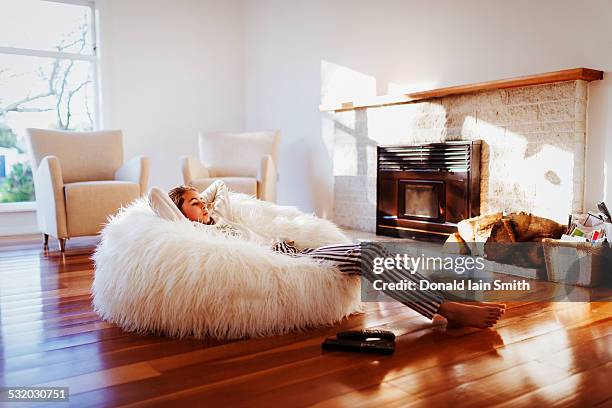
[377,141,481,240]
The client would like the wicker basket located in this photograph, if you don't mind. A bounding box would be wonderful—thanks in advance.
[542,238,607,287]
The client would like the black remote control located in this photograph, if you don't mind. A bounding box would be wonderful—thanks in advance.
[336,329,396,341]
[321,338,395,355]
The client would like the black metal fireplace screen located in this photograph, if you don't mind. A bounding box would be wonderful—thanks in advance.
[377,141,481,240]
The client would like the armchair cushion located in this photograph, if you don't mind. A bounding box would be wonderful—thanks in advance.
[181,155,209,184]
[115,156,150,195]
[198,131,280,178]
[190,177,257,196]
[27,128,124,183]
[64,181,140,237]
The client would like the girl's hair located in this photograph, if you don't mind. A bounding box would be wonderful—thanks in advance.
[168,185,198,210]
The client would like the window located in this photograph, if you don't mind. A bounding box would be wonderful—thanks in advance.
[0,0,98,203]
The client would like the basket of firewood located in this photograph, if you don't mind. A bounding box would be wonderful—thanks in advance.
[446,212,566,269]
[542,238,607,287]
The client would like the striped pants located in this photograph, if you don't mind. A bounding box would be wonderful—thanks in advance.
[272,241,445,319]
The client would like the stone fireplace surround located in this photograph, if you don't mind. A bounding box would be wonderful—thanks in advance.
[323,69,603,233]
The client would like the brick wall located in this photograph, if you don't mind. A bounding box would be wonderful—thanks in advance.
[329,80,588,231]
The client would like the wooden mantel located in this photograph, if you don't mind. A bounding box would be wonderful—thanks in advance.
[319,67,604,112]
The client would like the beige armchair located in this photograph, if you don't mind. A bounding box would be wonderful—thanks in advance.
[181,130,280,202]
[26,128,150,252]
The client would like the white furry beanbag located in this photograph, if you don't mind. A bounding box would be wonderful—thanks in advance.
[92,193,362,339]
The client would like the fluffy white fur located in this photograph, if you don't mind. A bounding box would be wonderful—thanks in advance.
[92,193,362,339]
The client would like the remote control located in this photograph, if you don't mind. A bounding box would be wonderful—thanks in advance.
[336,329,396,341]
[321,338,395,355]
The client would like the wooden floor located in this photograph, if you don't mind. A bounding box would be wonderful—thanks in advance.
[1,235,612,407]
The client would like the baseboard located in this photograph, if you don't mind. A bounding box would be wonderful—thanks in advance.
[0,224,40,237]
[0,209,40,237]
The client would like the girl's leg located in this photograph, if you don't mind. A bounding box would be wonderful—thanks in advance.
[357,242,444,319]
[350,242,505,327]
[271,240,302,255]
[286,242,444,320]
[277,241,505,328]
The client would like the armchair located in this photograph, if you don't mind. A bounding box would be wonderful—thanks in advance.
[181,130,280,202]
[26,128,150,252]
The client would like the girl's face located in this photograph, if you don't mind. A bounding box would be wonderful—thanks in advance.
[180,190,210,224]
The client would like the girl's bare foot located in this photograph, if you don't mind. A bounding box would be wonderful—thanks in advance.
[437,301,505,328]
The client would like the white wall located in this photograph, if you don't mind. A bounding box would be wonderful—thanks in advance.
[99,0,245,191]
[243,0,612,216]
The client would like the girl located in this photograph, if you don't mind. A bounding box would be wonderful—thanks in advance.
[150,181,505,328]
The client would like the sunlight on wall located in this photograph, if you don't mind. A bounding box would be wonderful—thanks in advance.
[466,117,577,222]
[368,102,447,146]
[387,81,440,95]
[604,162,608,202]
[320,60,377,106]
[333,112,358,177]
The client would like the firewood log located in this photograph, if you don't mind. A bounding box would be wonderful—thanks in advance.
[459,212,564,268]
[442,232,471,255]
[484,218,517,262]
[457,212,503,242]
[457,212,503,256]
[506,212,565,241]
[484,213,561,268]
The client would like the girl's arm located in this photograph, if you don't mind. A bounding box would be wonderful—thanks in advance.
[200,180,232,219]
[148,187,185,221]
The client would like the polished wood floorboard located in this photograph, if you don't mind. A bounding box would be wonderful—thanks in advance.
[0,235,611,407]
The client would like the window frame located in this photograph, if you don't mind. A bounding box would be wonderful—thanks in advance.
[0,0,100,211]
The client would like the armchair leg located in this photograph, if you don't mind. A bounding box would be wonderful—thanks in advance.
[59,238,66,253]
[43,234,49,247]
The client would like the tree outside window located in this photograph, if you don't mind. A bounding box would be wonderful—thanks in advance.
[0,0,98,203]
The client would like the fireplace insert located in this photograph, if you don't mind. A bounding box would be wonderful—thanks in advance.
[377,141,481,240]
